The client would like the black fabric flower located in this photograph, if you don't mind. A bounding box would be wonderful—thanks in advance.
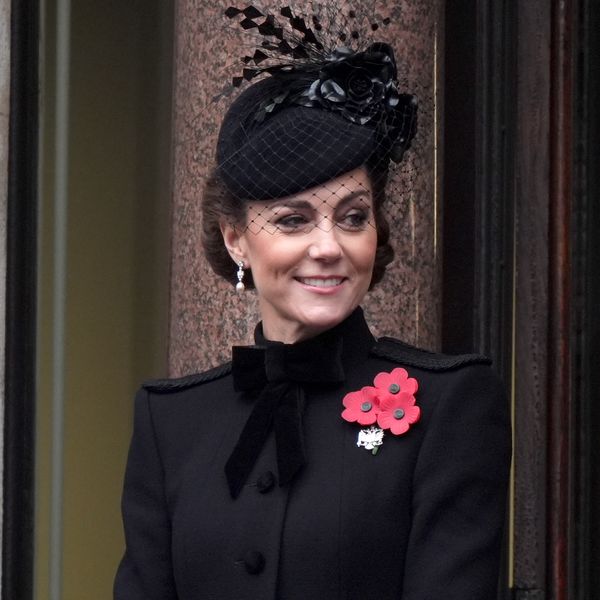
[297,43,400,126]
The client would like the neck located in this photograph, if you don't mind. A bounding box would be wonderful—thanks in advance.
[258,300,364,344]
[260,320,330,344]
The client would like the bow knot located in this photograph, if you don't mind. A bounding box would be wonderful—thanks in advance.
[225,329,345,498]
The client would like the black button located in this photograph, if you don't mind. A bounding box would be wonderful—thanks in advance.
[256,471,276,494]
[243,550,265,574]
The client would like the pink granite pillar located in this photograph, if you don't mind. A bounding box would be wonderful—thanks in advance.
[169,0,442,374]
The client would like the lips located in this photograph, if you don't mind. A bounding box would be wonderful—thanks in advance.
[296,277,346,288]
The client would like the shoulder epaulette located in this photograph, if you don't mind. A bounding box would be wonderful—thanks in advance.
[371,337,491,371]
[142,362,232,392]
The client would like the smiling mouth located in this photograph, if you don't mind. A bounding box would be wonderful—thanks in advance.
[296,277,345,288]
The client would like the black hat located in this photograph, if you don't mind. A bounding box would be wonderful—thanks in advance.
[216,13,418,202]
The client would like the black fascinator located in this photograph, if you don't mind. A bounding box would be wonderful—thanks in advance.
[216,4,418,202]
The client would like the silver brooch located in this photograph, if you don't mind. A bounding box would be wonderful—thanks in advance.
[357,427,385,455]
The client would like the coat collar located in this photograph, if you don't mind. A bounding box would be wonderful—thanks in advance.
[251,306,375,374]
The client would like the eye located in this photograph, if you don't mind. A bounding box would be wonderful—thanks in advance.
[273,213,312,232]
[336,209,370,231]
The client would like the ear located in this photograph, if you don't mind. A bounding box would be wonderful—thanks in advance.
[220,219,249,267]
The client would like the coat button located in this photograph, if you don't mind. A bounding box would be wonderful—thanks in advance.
[243,550,265,574]
[256,471,276,494]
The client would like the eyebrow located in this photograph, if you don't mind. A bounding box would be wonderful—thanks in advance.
[266,189,372,212]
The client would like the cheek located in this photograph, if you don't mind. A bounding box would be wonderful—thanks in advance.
[354,233,378,273]
[245,234,304,278]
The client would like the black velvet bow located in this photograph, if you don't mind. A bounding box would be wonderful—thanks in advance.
[225,332,345,498]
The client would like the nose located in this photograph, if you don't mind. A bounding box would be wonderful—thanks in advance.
[307,226,342,262]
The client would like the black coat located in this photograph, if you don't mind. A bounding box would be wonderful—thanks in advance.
[114,308,511,600]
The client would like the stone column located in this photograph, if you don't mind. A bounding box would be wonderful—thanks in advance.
[170,0,442,374]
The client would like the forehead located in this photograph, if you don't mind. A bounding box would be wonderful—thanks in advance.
[309,167,372,203]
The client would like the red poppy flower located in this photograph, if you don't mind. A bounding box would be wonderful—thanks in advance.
[373,367,418,398]
[342,386,380,426]
[376,391,421,435]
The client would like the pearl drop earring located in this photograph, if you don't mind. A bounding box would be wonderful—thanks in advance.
[236,261,245,292]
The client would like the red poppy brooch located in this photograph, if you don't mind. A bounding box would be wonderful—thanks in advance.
[341,368,421,454]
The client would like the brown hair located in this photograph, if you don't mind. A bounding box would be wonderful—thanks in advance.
[201,166,394,290]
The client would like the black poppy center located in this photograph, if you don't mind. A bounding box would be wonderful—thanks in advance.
[361,401,373,412]
[347,70,373,100]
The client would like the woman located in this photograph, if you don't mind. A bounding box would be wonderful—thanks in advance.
[115,7,511,599]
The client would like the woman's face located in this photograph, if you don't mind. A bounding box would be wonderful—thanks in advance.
[222,166,378,343]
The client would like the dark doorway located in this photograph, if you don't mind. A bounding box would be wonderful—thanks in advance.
[3,0,39,598]
[572,1,600,597]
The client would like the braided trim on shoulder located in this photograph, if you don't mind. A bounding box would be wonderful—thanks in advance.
[142,362,233,392]
[371,337,491,371]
